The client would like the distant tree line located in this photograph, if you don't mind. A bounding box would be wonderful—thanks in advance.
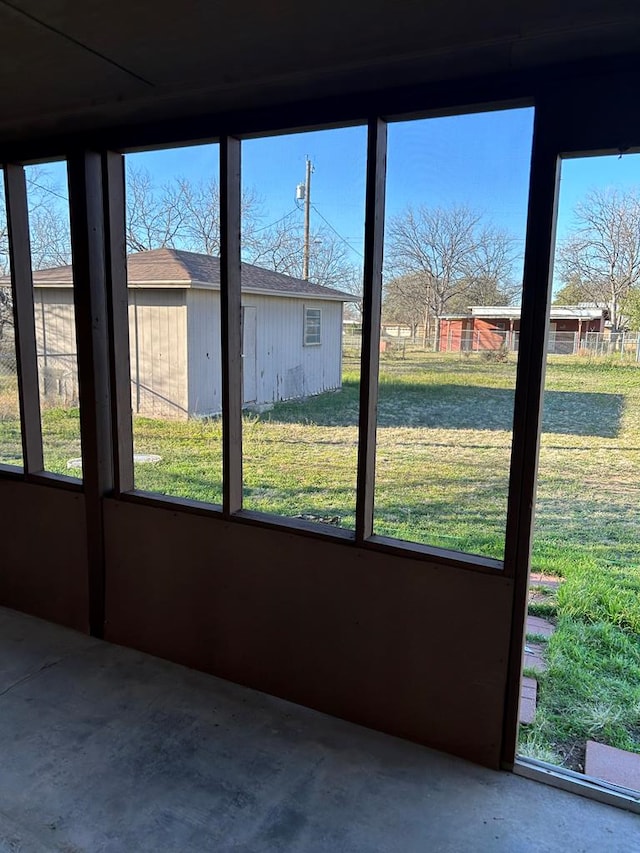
[382,186,640,347]
[125,167,359,291]
[553,187,640,332]
[382,204,517,348]
[3,168,640,355]
[0,166,363,348]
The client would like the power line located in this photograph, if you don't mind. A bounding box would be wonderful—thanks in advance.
[253,207,299,234]
[310,203,364,258]
[26,178,69,203]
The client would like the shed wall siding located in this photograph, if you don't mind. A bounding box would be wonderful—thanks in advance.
[129,289,187,418]
[186,289,222,416]
[244,295,343,405]
[34,287,79,404]
[32,287,344,419]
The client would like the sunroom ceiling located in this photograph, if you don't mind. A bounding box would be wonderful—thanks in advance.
[0,0,638,141]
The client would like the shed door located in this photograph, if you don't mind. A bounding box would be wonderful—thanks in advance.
[242,306,257,404]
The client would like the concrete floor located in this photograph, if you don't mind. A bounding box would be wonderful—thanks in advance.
[0,607,637,853]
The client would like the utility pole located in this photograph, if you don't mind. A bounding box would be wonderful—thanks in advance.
[302,157,312,281]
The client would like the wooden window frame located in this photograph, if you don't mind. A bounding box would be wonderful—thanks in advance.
[3,65,640,584]
[303,305,322,346]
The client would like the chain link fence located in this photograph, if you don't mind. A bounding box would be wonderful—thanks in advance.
[0,350,79,412]
[36,353,79,407]
[0,352,19,419]
[345,324,640,362]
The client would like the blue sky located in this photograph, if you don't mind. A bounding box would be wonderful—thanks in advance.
[35,108,640,295]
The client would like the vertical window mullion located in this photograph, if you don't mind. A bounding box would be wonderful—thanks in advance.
[501,105,560,766]
[67,151,113,637]
[102,151,134,494]
[220,136,243,515]
[3,163,44,475]
[355,118,387,542]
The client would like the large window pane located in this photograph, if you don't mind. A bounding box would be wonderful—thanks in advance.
[26,162,81,477]
[240,127,366,528]
[0,169,23,468]
[124,144,223,503]
[519,154,640,783]
[374,108,534,558]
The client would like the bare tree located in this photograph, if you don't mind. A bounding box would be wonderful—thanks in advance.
[247,218,356,289]
[463,225,519,307]
[125,168,357,290]
[557,187,640,331]
[126,167,188,251]
[382,273,428,341]
[0,167,71,346]
[247,216,303,275]
[385,204,516,348]
[552,275,591,306]
[332,265,363,320]
[125,167,266,258]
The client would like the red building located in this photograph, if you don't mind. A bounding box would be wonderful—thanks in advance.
[438,306,606,353]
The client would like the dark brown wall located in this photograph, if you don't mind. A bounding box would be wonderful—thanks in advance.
[103,499,514,768]
[0,479,88,632]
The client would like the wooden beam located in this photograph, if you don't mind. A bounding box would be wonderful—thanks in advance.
[5,53,640,163]
[220,136,243,515]
[102,151,134,494]
[3,164,44,474]
[355,118,387,542]
[502,102,560,766]
[67,152,114,638]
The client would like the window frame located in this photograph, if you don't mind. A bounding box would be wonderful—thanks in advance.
[5,66,636,583]
[303,305,322,346]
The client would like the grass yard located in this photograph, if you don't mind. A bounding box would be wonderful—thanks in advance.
[1,348,639,777]
[520,356,640,772]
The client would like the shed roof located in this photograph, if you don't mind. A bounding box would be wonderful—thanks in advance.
[439,305,606,321]
[28,248,354,302]
[471,305,605,320]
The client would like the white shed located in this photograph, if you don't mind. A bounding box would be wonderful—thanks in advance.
[31,248,352,419]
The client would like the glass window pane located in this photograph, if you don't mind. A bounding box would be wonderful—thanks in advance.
[26,162,81,478]
[374,108,535,559]
[520,154,640,775]
[0,169,23,468]
[241,127,366,528]
[124,144,223,504]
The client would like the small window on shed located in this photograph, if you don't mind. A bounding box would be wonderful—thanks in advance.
[304,307,322,346]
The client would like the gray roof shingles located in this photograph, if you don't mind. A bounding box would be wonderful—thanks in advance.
[26,248,354,301]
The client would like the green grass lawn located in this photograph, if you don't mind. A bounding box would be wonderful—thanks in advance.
[1,349,639,776]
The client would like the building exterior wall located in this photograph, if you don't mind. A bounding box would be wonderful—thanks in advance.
[472,318,508,350]
[438,318,463,352]
[186,289,222,417]
[129,289,188,418]
[439,317,507,352]
[34,287,79,405]
[184,291,343,416]
[245,294,343,405]
[439,314,604,353]
[34,286,344,420]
